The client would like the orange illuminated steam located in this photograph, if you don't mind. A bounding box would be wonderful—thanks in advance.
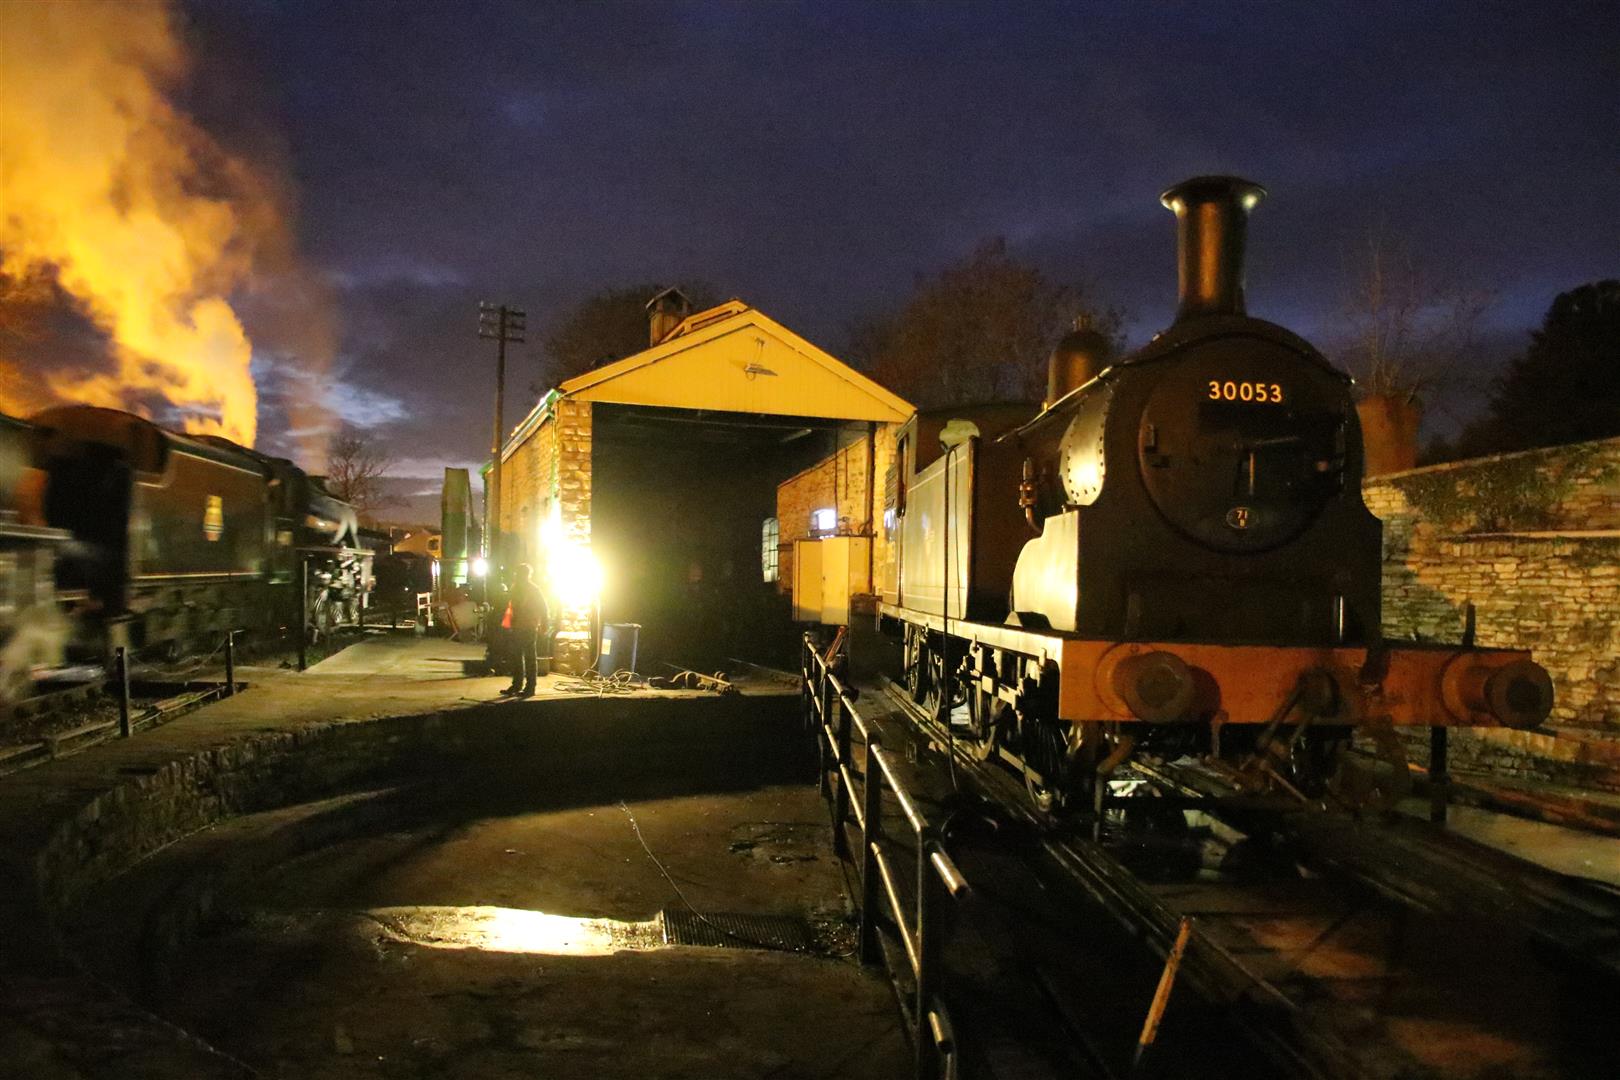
[0,1,261,445]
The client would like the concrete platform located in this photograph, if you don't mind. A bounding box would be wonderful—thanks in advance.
[300,631,491,680]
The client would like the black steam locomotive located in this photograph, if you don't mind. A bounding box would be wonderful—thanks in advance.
[3,404,367,678]
[880,177,1552,811]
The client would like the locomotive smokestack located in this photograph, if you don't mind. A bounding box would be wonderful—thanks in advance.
[1161,176,1266,322]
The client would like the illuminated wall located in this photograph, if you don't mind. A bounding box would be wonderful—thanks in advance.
[497,396,598,672]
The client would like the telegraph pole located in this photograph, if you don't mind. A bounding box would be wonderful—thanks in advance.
[479,301,526,569]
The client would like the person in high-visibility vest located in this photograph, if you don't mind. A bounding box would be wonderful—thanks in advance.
[501,563,549,697]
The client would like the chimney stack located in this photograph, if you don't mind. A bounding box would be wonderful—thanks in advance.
[1160,176,1266,322]
[646,287,692,346]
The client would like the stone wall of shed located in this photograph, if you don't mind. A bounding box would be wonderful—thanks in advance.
[496,398,596,671]
[1363,436,1620,788]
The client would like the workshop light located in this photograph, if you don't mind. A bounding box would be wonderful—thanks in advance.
[811,507,837,535]
[550,542,603,608]
[471,556,489,578]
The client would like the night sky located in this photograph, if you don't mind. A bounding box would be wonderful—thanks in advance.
[197,0,1618,513]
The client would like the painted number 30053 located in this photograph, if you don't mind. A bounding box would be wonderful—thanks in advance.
[1207,380,1284,403]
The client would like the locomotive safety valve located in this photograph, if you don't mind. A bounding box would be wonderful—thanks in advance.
[1097,646,1196,723]
[1441,655,1554,731]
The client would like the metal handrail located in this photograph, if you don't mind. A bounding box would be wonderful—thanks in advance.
[804,633,968,1080]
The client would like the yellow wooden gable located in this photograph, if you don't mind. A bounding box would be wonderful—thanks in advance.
[556,302,913,423]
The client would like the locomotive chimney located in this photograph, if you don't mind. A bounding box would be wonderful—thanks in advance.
[1045,314,1113,407]
[1160,175,1266,322]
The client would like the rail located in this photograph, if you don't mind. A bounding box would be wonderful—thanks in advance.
[114,628,239,736]
[803,634,967,1080]
[1,631,243,779]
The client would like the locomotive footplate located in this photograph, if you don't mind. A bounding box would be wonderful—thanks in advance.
[881,603,1553,732]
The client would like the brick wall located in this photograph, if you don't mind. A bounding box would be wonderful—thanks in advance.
[774,424,898,596]
[1364,436,1620,786]
[499,410,557,559]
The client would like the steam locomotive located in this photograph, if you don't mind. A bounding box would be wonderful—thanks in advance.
[0,404,368,690]
[879,177,1553,811]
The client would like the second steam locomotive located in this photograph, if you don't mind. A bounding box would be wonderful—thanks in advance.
[879,176,1552,811]
[1,404,368,689]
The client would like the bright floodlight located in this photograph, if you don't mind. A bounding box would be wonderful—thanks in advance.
[471,556,489,577]
[551,543,603,608]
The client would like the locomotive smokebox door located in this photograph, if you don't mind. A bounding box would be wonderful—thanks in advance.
[1134,347,1350,554]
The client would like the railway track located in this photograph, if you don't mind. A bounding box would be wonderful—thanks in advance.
[876,680,1620,1080]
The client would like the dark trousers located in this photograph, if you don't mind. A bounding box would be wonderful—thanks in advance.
[514,628,539,690]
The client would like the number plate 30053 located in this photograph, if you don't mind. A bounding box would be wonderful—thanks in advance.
[1207,380,1283,403]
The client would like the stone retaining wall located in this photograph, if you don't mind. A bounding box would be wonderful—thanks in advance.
[0,693,802,1073]
[1364,435,1620,787]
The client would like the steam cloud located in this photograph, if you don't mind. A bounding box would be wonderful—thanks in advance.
[0,0,320,449]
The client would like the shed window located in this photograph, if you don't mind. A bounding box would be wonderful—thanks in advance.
[810,507,837,536]
[761,517,780,583]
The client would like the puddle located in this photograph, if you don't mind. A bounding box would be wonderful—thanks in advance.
[368,905,662,955]
[359,904,819,956]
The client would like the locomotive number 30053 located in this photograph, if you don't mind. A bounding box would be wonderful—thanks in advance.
[1207,380,1284,403]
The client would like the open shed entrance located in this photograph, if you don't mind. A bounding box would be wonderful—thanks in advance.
[591,404,847,672]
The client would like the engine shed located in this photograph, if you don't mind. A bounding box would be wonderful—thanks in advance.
[490,295,912,673]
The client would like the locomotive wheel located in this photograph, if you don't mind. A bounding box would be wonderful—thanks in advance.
[1287,728,1353,798]
[1019,711,1070,814]
[965,690,1005,762]
[1327,721,1411,813]
[903,630,924,702]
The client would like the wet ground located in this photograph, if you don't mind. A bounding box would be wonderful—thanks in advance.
[67,774,905,1080]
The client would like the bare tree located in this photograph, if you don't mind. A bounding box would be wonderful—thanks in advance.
[1337,226,1494,407]
[856,238,1124,410]
[321,426,399,520]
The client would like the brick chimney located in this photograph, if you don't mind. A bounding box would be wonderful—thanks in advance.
[646,287,692,346]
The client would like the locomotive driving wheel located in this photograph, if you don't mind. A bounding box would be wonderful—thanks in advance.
[1019,710,1072,814]
[965,689,1008,762]
[1327,719,1411,813]
[902,626,927,704]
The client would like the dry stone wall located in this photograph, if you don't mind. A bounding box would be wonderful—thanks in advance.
[1364,436,1620,787]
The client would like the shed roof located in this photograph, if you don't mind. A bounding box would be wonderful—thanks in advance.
[555,301,912,423]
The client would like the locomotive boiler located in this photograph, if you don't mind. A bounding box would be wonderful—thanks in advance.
[880,176,1553,811]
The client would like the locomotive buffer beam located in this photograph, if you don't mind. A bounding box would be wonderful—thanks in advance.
[884,605,1553,731]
